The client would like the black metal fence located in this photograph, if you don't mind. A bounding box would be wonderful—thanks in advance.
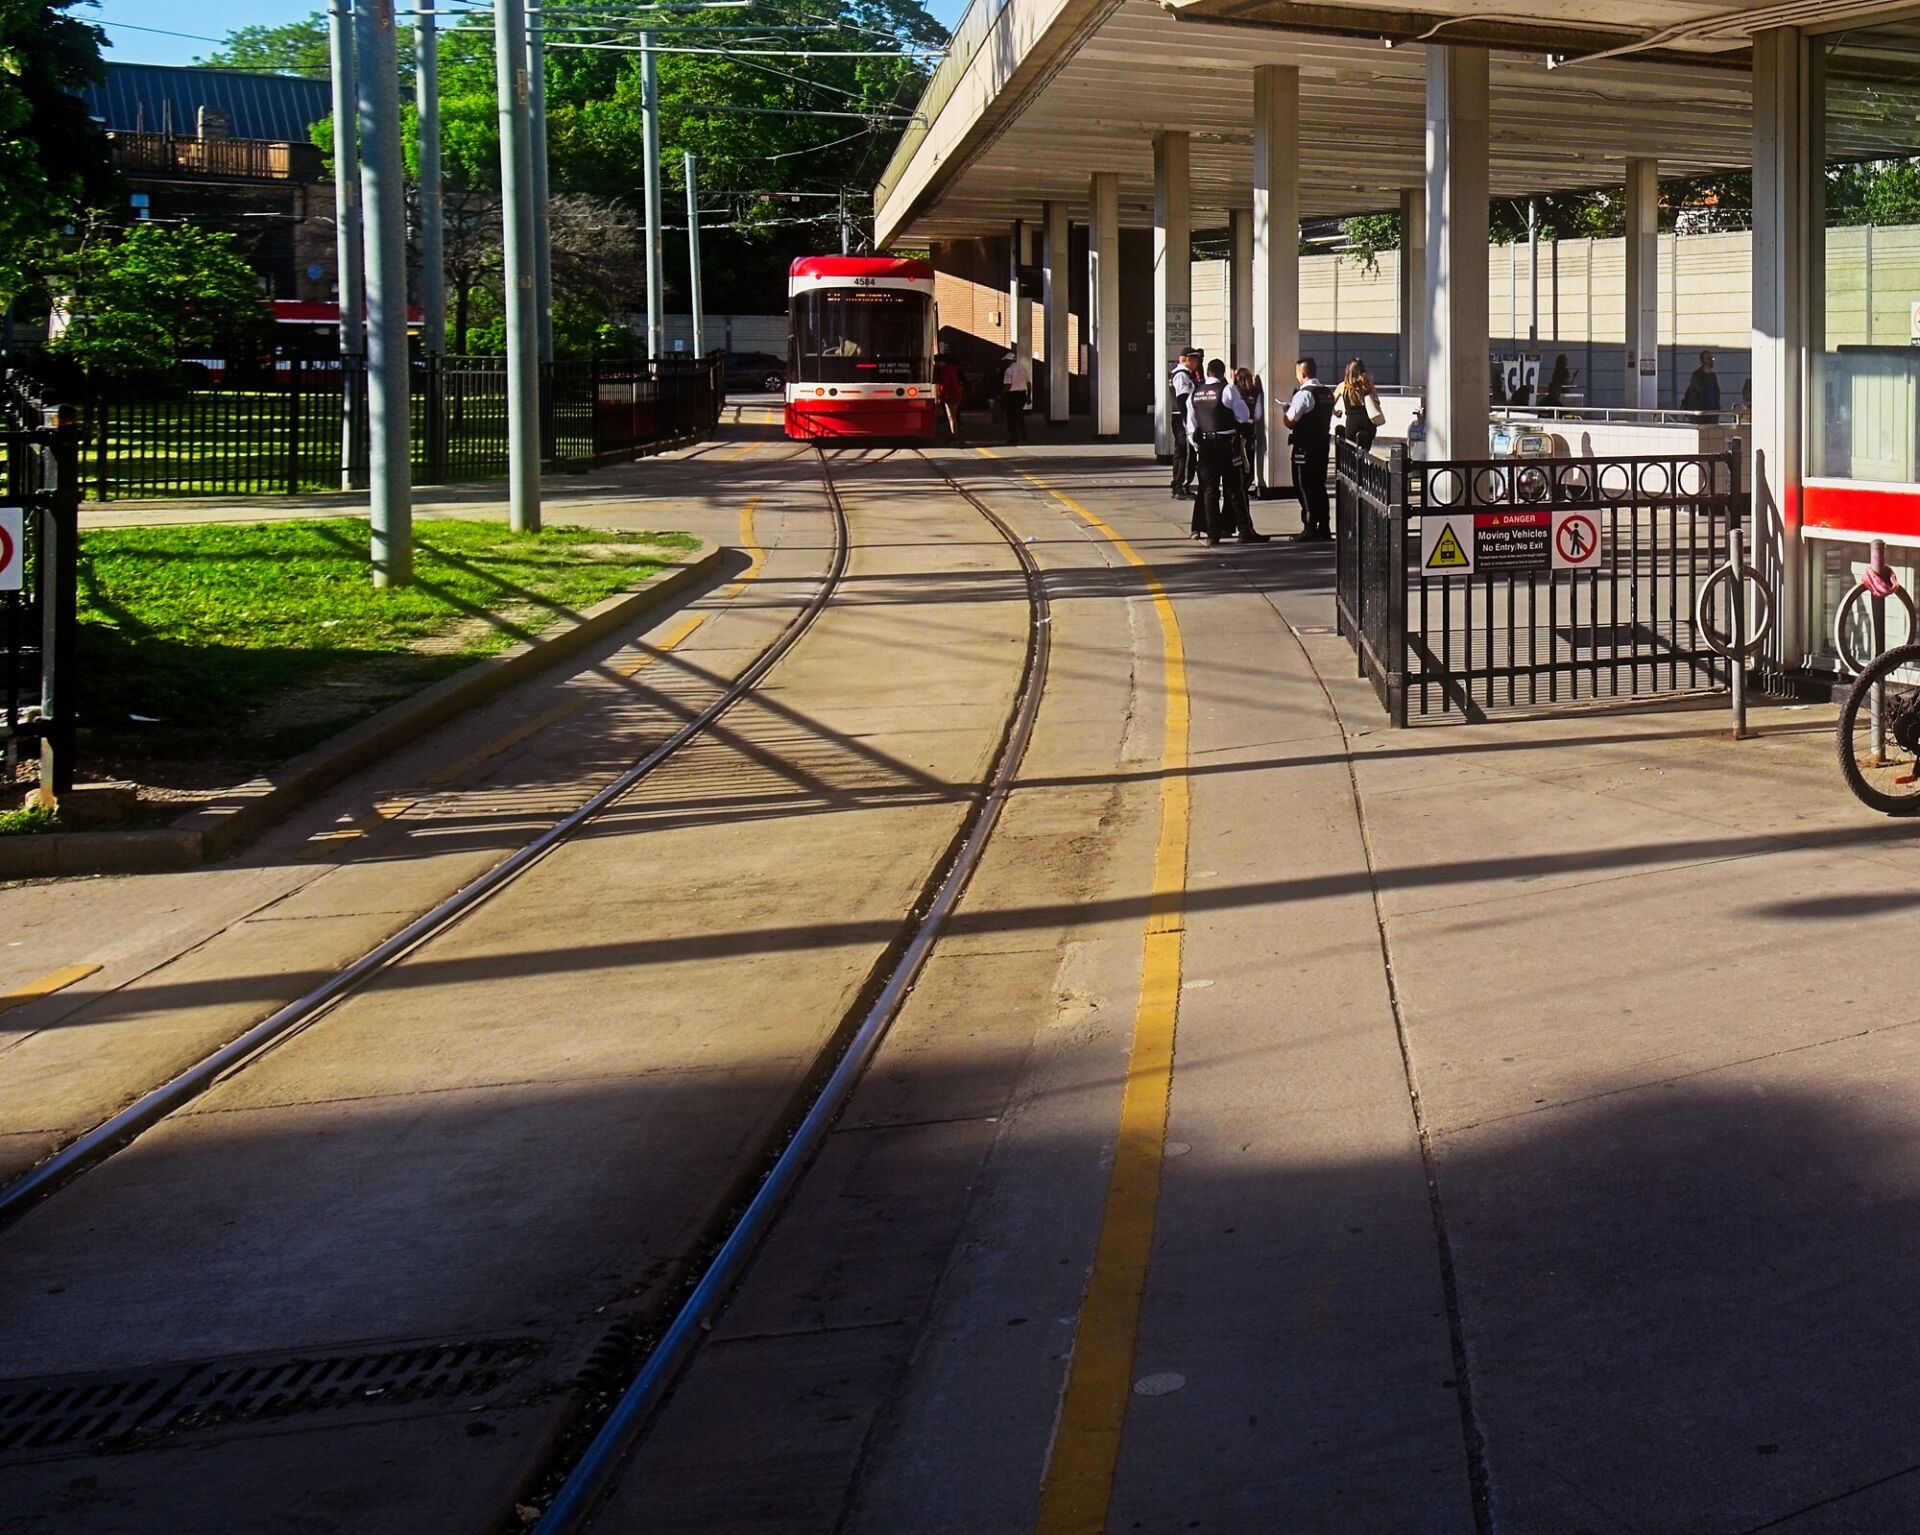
[1336,438,1746,725]
[3,355,725,501]
[2,414,80,794]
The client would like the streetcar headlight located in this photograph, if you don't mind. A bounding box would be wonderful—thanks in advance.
[905,387,919,397]
[815,387,825,396]
[828,388,838,397]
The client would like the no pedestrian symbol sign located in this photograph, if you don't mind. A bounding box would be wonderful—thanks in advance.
[0,508,20,593]
[1421,508,1602,578]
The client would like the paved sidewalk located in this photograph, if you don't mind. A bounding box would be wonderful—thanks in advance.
[1024,439,1920,1533]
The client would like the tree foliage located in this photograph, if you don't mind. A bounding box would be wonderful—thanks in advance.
[214,0,941,317]
[197,16,333,77]
[0,0,114,307]
[47,221,272,376]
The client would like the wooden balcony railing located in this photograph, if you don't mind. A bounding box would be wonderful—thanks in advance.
[107,132,324,184]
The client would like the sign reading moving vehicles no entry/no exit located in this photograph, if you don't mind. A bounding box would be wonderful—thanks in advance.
[1420,509,1602,578]
[0,508,20,592]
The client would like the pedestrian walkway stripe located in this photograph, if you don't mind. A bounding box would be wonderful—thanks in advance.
[984,452,1191,1534]
[0,964,102,1018]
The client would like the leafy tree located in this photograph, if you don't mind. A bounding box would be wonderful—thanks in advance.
[0,0,114,316]
[47,221,273,376]
[227,0,941,320]
[196,17,333,77]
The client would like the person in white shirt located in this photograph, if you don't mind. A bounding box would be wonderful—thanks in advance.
[1000,352,1030,445]
[1185,359,1268,543]
[1283,357,1337,539]
[1168,348,1201,497]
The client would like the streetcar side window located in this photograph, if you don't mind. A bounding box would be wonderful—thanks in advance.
[792,289,932,383]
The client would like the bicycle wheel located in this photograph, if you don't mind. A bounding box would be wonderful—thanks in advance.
[1836,641,1920,815]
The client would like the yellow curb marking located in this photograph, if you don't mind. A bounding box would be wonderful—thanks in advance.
[0,964,103,1018]
[420,500,756,791]
[973,450,1192,1533]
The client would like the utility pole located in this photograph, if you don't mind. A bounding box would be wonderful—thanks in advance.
[356,0,412,586]
[1527,197,1540,345]
[494,0,541,531]
[684,151,704,357]
[327,0,364,492]
[527,1,554,365]
[641,29,664,360]
[415,0,445,358]
[839,187,849,255]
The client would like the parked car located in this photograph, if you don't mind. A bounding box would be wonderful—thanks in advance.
[723,351,787,393]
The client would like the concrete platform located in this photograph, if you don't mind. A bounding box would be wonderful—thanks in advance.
[10,415,1920,1534]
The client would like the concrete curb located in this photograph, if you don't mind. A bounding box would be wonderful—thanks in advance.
[3,547,725,881]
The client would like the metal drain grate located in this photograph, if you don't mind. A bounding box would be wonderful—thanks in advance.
[0,1336,542,1461]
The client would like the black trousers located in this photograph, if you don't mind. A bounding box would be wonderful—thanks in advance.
[1171,414,1191,491]
[1293,441,1331,534]
[1195,433,1250,539]
[1004,390,1027,444]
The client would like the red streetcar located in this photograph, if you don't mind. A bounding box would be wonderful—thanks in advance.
[785,255,938,441]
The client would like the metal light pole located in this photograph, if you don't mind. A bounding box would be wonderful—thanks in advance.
[356,0,412,586]
[839,187,849,255]
[415,0,445,358]
[527,2,554,365]
[328,0,364,492]
[684,151,704,357]
[641,29,664,360]
[495,0,542,531]
[1527,198,1540,345]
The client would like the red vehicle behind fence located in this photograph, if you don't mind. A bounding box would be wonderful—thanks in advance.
[784,256,937,441]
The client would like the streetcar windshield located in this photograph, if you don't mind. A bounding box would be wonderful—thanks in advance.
[792,288,932,383]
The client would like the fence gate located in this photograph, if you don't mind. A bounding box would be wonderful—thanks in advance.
[1336,439,1746,725]
[1,414,80,796]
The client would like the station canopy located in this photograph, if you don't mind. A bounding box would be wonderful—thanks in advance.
[875,0,1920,246]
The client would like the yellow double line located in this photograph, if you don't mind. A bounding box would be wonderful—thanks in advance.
[979,452,1193,1533]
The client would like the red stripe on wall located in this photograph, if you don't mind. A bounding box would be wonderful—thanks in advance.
[1804,481,1920,539]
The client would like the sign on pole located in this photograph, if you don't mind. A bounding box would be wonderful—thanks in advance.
[1421,507,1604,579]
[0,507,21,592]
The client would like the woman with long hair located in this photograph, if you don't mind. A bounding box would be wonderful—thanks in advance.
[1232,365,1268,499]
[1337,357,1384,452]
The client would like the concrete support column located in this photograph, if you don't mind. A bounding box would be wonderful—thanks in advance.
[1424,44,1490,464]
[1399,185,1427,389]
[1229,208,1254,370]
[1153,131,1192,457]
[1752,26,1812,667]
[1253,65,1299,491]
[1625,157,1660,409]
[1043,199,1071,423]
[1009,218,1032,384]
[1090,171,1121,438]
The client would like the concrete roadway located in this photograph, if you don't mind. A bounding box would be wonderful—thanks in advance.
[9,411,1920,1534]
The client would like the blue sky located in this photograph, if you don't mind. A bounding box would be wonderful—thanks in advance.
[91,0,967,66]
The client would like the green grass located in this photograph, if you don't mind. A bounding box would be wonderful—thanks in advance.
[0,805,60,836]
[75,517,698,786]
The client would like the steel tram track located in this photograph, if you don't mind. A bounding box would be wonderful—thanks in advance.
[516,447,1053,1533]
[0,447,854,1232]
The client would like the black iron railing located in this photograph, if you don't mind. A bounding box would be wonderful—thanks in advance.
[3,355,725,501]
[1337,440,1746,725]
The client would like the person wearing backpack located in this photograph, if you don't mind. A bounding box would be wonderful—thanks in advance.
[1283,357,1337,540]
[1682,350,1721,415]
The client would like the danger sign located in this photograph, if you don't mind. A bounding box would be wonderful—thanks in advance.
[0,508,19,593]
[1422,507,1603,579]
[1552,510,1600,570]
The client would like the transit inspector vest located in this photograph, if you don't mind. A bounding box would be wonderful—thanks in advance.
[1190,377,1238,437]
[1289,383,1336,450]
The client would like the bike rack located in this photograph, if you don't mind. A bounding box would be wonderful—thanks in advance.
[1696,524,1775,740]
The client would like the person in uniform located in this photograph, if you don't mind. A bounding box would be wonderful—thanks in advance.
[1169,348,1201,498]
[1186,359,1268,544]
[1001,351,1030,444]
[1283,356,1337,540]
